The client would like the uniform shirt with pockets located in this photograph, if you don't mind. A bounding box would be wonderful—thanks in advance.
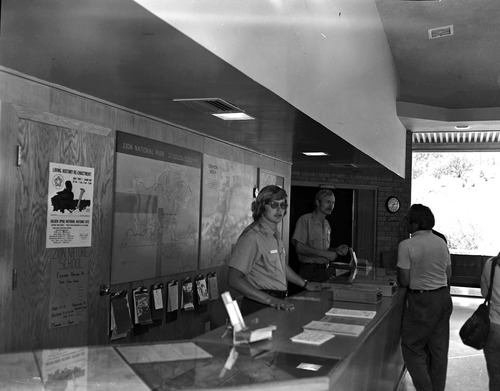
[292,212,331,264]
[229,221,287,291]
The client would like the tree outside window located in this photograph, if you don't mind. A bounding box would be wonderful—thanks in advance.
[412,152,500,256]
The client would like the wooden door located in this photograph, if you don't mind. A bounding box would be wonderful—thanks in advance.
[9,115,114,351]
[353,188,377,263]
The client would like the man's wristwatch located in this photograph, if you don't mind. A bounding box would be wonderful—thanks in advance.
[302,279,309,289]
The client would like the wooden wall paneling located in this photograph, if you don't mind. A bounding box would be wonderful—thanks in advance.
[13,105,111,137]
[242,149,259,169]
[115,113,173,145]
[12,117,114,351]
[49,88,118,131]
[204,137,237,161]
[0,69,51,111]
[84,124,115,346]
[0,103,19,352]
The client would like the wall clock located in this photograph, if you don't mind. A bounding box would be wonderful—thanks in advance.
[385,196,400,214]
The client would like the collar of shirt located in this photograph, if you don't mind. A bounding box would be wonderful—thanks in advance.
[410,230,433,238]
[312,211,326,225]
[256,219,281,239]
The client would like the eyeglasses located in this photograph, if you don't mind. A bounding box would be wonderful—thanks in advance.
[267,201,288,210]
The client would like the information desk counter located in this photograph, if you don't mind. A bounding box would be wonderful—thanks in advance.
[0,288,405,391]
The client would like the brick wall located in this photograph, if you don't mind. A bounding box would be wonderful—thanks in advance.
[291,130,412,266]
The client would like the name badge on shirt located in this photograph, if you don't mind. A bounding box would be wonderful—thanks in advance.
[270,249,278,254]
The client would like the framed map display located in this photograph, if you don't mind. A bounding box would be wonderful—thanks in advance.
[111,132,202,284]
[200,155,256,269]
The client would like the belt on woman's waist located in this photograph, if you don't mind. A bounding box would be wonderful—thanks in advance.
[408,286,448,294]
[301,262,329,270]
[260,289,288,299]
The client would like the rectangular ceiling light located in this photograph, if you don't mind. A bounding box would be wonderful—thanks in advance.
[303,152,329,156]
[212,112,255,121]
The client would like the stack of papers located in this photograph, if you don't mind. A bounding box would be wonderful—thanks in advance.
[325,308,376,319]
[290,330,336,345]
[303,320,365,337]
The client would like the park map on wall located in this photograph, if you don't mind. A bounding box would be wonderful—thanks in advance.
[200,155,255,269]
[111,132,202,284]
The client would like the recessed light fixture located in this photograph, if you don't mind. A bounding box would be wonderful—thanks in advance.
[303,152,329,156]
[212,112,255,121]
[455,125,470,130]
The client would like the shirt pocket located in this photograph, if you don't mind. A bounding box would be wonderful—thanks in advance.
[267,251,282,274]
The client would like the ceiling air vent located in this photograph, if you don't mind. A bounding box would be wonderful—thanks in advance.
[173,98,243,114]
[173,98,255,120]
[428,25,454,39]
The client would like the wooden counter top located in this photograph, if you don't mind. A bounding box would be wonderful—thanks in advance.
[0,285,405,390]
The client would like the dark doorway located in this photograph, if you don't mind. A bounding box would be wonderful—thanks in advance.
[289,186,354,275]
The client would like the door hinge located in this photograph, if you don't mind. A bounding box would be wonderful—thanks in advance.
[12,268,17,291]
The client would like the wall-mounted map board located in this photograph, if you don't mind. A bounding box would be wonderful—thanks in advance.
[111,132,202,284]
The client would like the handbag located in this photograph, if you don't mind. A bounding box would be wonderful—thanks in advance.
[459,256,498,350]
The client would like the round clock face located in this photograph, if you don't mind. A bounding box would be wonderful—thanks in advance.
[386,196,400,213]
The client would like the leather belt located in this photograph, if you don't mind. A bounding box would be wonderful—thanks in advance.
[301,263,329,270]
[260,289,288,299]
[408,286,447,294]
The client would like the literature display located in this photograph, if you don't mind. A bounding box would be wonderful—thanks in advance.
[221,291,276,344]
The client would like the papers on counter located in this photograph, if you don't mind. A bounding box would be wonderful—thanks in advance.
[290,330,335,345]
[325,308,376,319]
[303,320,365,337]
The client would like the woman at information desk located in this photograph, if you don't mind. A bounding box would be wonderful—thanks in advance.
[228,185,321,316]
[481,254,500,391]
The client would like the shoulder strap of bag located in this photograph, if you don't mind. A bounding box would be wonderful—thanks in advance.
[485,254,498,304]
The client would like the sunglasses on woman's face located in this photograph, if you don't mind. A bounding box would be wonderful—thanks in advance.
[267,201,288,210]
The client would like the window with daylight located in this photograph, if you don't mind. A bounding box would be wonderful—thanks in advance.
[412,151,500,256]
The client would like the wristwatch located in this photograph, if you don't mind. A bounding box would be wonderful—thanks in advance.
[303,279,309,288]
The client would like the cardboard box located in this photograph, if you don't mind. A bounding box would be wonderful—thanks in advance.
[331,285,382,304]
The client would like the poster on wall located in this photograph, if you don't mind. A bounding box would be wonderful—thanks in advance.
[49,257,89,328]
[111,132,202,284]
[46,163,94,248]
[200,155,255,268]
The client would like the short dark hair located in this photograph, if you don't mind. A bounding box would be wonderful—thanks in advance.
[407,204,435,230]
[252,185,287,221]
[315,189,334,204]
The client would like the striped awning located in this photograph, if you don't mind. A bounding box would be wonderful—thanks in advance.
[412,131,500,151]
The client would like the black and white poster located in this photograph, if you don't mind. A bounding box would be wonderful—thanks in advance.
[46,163,94,248]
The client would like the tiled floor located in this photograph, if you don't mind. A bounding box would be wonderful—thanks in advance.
[400,288,489,391]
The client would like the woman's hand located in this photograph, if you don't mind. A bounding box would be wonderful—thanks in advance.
[304,281,322,291]
[269,299,295,311]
